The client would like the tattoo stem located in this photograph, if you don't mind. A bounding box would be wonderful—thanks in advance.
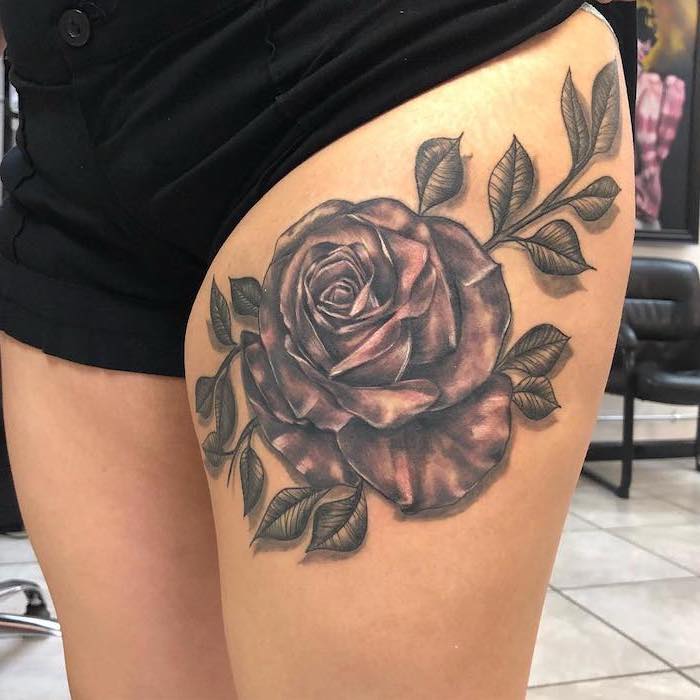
[216,346,240,379]
[484,161,587,251]
[226,418,259,487]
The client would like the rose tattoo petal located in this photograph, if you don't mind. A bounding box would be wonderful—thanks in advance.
[241,198,512,511]
[337,374,513,511]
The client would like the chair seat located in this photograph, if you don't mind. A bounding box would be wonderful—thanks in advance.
[636,363,700,405]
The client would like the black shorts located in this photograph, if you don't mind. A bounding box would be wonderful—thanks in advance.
[0,0,586,377]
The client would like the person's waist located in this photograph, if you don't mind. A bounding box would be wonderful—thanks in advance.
[0,0,248,82]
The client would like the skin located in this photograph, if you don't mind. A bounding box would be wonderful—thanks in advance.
[185,8,633,700]
[0,336,236,700]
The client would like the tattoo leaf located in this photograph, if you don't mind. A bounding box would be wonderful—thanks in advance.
[520,220,593,276]
[240,446,264,516]
[202,432,226,477]
[568,176,621,221]
[497,324,570,376]
[253,487,328,542]
[415,135,464,214]
[214,376,236,445]
[195,375,217,417]
[591,61,620,155]
[210,279,234,345]
[229,277,262,317]
[512,376,560,420]
[489,136,534,233]
[561,68,591,168]
[307,482,368,553]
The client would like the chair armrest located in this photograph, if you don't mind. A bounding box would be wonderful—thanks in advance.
[617,322,638,373]
[618,322,638,352]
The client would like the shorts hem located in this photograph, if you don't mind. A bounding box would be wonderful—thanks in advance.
[0,254,186,377]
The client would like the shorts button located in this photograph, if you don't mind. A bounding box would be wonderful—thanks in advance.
[59,9,91,47]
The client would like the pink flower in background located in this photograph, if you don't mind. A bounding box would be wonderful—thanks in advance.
[635,65,686,224]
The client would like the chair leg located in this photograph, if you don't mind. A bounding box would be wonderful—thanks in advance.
[696,406,700,472]
[618,389,634,498]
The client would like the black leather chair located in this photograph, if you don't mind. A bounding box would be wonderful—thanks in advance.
[583,257,700,498]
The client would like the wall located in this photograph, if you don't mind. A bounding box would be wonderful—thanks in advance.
[634,240,700,270]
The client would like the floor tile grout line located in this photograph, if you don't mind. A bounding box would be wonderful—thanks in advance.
[568,491,693,528]
[579,470,700,516]
[602,528,700,577]
[678,668,700,689]
[550,586,680,672]
[570,510,700,531]
[554,584,700,679]
[565,506,604,531]
[558,574,698,592]
[588,469,700,498]
[557,517,700,578]
[601,515,700,531]
[527,667,674,690]
[607,521,700,534]
[567,509,611,528]
[635,482,700,513]
[652,494,700,517]
[0,562,40,567]
[569,469,700,530]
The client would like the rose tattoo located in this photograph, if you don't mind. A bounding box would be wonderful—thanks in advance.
[196,62,621,555]
[242,198,512,512]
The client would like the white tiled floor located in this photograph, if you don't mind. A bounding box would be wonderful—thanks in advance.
[530,458,700,698]
[528,591,667,686]
[528,672,700,699]
[549,530,691,588]
[567,578,700,668]
[0,538,68,700]
[1,458,699,699]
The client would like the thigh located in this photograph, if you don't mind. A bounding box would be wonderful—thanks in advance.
[0,335,235,700]
[185,9,633,699]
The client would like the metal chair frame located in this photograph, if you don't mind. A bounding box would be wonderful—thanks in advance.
[0,578,61,637]
[583,323,700,498]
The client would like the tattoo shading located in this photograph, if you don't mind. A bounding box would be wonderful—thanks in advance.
[196,62,621,556]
